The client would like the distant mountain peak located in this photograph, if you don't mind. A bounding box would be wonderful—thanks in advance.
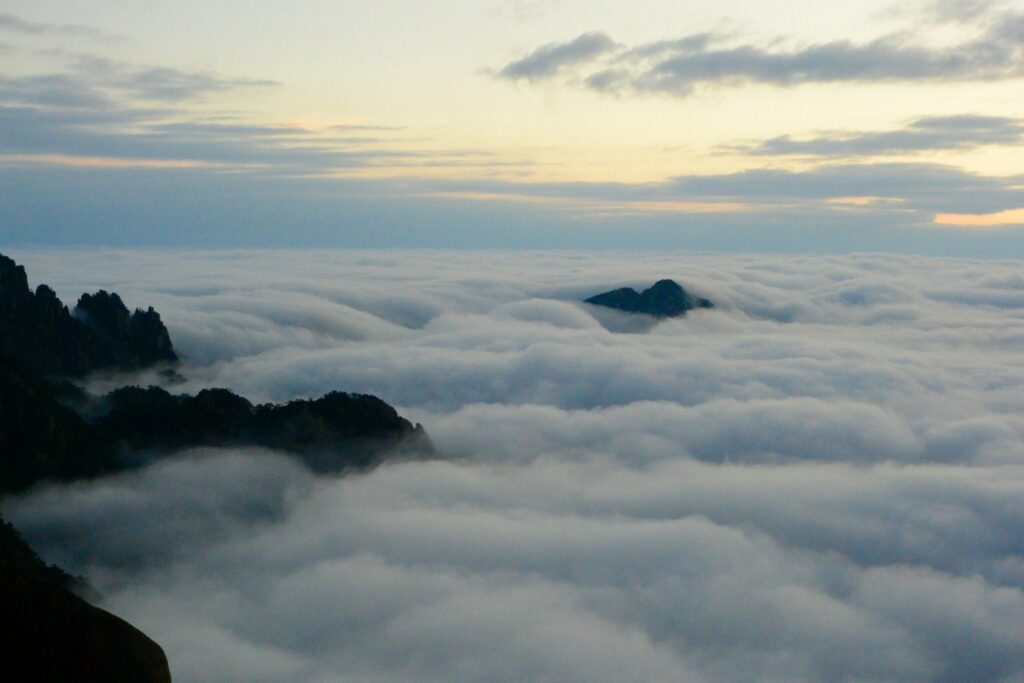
[585,278,713,318]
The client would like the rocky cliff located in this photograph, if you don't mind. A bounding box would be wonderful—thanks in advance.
[0,516,172,683]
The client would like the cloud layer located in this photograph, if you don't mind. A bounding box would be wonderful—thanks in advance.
[5,249,1024,682]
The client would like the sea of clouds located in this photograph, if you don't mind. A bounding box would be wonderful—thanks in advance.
[5,249,1024,683]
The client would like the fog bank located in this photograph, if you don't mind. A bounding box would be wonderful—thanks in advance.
[6,249,1024,682]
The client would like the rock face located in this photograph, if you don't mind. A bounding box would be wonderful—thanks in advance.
[0,517,172,683]
[76,292,177,368]
[0,253,176,378]
[585,279,713,318]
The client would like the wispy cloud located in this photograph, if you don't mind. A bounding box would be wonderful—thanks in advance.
[419,161,1024,217]
[0,51,509,177]
[0,104,488,174]
[0,12,118,40]
[734,115,1024,157]
[69,56,279,102]
[494,9,1024,97]
[496,32,617,81]
[0,55,277,110]
[665,163,1024,215]
[434,190,749,216]
[922,0,1003,23]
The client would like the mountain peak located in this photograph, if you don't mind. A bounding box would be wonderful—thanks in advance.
[0,252,177,376]
[585,279,713,318]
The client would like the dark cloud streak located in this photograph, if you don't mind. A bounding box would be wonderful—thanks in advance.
[0,53,495,176]
[69,56,279,102]
[0,12,115,39]
[496,32,617,81]
[494,10,1024,96]
[737,115,1024,157]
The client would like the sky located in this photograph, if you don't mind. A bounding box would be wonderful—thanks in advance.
[1,0,1024,252]
[5,248,1024,682]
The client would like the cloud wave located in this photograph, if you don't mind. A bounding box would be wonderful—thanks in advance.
[4,249,1024,682]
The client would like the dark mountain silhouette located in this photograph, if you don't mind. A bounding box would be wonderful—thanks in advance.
[76,291,177,368]
[97,385,432,472]
[0,376,431,494]
[0,251,433,682]
[0,362,115,493]
[0,253,176,378]
[585,279,713,317]
[0,515,79,591]
[1,252,174,681]
[0,251,431,493]
[0,516,171,683]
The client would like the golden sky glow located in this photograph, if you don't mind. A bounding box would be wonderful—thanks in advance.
[935,207,1024,227]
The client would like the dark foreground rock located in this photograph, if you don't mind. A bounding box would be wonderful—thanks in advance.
[0,517,172,683]
[585,279,712,318]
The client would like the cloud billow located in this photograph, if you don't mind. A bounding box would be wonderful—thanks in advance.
[4,249,1024,682]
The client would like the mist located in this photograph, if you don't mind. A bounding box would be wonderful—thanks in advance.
[5,249,1024,683]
